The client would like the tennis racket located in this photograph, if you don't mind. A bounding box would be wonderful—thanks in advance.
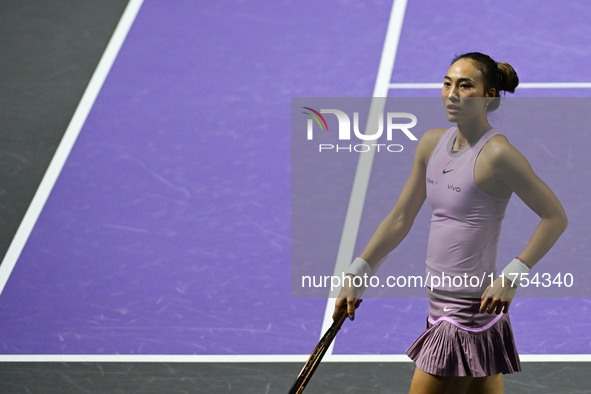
[287,299,361,394]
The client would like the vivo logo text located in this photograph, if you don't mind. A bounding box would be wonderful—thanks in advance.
[448,184,461,192]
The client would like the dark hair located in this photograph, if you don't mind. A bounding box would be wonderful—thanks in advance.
[451,52,519,111]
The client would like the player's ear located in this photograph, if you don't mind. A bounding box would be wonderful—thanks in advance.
[486,87,496,100]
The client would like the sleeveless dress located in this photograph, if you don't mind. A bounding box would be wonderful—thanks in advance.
[405,125,522,377]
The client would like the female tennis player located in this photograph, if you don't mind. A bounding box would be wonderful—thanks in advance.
[333,52,568,394]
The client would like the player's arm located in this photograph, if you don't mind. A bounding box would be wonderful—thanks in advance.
[358,129,442,268]
[333,129,443,321]
[480,138,568,314]
[494,139,568,267]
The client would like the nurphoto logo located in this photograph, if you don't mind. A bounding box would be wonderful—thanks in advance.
[302,107,418,153]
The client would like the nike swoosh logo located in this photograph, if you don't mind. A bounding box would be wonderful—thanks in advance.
[443,306,458,312]
[442,169,453,174]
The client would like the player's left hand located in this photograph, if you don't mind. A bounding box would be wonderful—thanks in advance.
[479,276,517,314]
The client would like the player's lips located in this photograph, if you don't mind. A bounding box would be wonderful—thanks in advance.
[446,104,460,113]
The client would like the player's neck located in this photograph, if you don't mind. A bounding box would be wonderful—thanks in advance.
[455,119,489,148]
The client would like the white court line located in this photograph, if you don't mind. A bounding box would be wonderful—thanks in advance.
[389,82,591,89]
[0,0,144,297]
[1,354,590,363]
[319,0,409,356]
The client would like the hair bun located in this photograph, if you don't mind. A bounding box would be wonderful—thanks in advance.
[497,62,519,94]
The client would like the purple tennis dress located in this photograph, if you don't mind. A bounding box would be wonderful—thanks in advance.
[405,125,521,377]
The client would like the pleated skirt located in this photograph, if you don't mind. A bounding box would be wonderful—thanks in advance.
[406,312,521,378]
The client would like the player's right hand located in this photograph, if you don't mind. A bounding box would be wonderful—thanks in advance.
[333,275,362,321]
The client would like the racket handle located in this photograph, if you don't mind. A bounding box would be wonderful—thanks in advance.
[287,300,362,394]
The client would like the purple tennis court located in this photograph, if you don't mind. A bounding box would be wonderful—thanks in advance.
[1,0,591,392]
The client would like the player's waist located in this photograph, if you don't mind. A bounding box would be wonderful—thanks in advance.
[427,288,501,330]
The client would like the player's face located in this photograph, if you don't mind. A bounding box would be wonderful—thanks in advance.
[441,59,493,123]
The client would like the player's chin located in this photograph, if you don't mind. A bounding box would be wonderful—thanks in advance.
[445,112,460,122]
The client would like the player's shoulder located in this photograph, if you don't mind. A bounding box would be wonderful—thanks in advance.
[422,127,448,140]
[482,134,525,167]
[415,128,448,165]
[418,128,447,149]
